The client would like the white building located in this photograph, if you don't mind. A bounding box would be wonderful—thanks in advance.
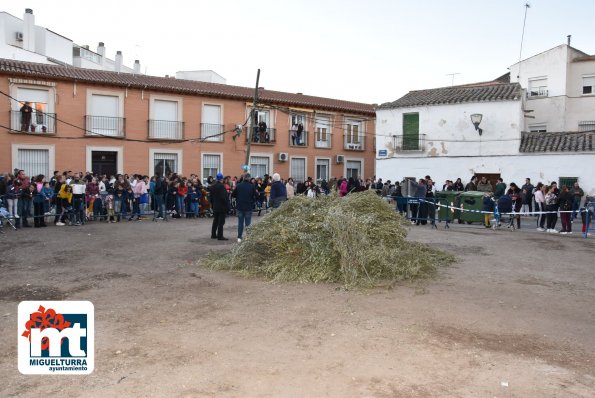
[0,8,139,73]
[375,44,595,195]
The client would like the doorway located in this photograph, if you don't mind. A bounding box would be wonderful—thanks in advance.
[91,151,118,176]
[473,173,500,191]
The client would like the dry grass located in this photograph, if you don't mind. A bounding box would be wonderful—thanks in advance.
[200,190,454,287]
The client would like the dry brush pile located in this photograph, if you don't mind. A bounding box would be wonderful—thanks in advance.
[200,190,454,287]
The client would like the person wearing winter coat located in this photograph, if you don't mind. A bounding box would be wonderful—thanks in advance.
[558,185,574,234]
[269,173,287,209]
[210,173,229,240]
[482,192,495,228]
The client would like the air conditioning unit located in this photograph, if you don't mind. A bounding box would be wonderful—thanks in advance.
[16,32,23,41]
[336,155,345,164]
[278,152,288,162]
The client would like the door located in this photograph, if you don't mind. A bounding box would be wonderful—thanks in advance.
[91,151,118,176]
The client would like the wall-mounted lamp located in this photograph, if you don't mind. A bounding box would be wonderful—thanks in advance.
[470,113,483,136]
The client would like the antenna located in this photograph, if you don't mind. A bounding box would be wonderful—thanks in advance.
[446,73,460,86]
[517,2,531,79]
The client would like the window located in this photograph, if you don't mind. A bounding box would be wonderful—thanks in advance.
[582,76,595,95]
[11,86,55,133]
[250,109,275,143]
[202,104,223,141]
[403,113,420,150]
[528,78,548,97]
[290,114,307,146]
[315,116,331,148]
[345,119,363,150]
[150,99,183,139]
[578,121,595,132]
[87,93,124,136]
[558,177,578,189]
[529,124,547,133]
[290,157,306,183]
[250,156,269,179]
[202,154,221,183]
[316,158,330,182]
[17,149,50,177]
[154,153,178,177]
[346,160,362,180]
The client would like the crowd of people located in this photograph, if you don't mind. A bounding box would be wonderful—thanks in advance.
[372,175,592,235]
[0,169,592,237]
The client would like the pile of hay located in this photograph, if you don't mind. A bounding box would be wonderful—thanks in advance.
[200,190,454,287]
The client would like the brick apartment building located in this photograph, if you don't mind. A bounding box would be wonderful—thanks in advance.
[0,59,375,183]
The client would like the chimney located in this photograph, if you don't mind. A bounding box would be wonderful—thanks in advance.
[23,8,35,52]
[134,59,140,74]
[567,35,572,46]
[115,50,122,73]
[97,42,105,65]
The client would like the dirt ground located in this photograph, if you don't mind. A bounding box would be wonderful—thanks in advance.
[0,215,594,397]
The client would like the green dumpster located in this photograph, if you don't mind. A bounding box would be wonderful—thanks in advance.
[435,191,460,222]
[458,191,485,224]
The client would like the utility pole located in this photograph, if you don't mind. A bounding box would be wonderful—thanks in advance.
[244,69,261,171]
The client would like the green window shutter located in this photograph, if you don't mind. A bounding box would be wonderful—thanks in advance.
[403,113,419,150]
[558,177,578,189]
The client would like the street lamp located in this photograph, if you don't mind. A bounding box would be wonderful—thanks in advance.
[470,114,483,136]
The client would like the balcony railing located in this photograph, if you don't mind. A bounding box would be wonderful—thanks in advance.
[527,88,548,98]
[314,132,332,148]
[86,115,125,137]
[343,134,366,151]
[289,130,308,147]
[148,119,184,140]
[392,134,426,152]
[201,123,224,142]
[10,111,56,134]
[578,121,595,132]
[245,127,276,144]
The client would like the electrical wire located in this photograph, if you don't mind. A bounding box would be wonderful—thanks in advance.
[1,89,250,143]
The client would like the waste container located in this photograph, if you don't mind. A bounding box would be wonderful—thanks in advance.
[435,191,461,222]
[458,191,485,224]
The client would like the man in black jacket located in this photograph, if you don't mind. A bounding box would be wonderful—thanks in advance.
[233,173,258,242]
[210,173,229,240]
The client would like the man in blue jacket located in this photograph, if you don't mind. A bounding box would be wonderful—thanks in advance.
[233,173,259,243]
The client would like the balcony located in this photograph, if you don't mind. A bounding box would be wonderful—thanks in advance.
[10,111,56,134]
[201,123,224,142]
[343,134,366,151]
[85,115,125,137]
[289,130,308,147]
[392,134,426,152]
[148,119,184,140]
[245,126,276,145]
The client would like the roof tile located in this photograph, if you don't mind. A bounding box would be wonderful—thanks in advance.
[519,131,595,152]
[0,58,375,116]
[379,82,522,109]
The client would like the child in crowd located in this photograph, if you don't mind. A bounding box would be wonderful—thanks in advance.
[482,191,495,228]
[188,185,201,218]
[56,184,73,226]
[105,189,115,223]
[41,181,54,215]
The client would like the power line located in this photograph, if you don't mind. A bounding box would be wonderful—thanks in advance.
[0,89,249,144]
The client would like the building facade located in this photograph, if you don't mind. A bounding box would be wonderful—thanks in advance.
[375,44,595,195]
[0,59,375,183]
[0,8,139,73]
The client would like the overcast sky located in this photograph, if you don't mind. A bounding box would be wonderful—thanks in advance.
[4,0,595,104]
